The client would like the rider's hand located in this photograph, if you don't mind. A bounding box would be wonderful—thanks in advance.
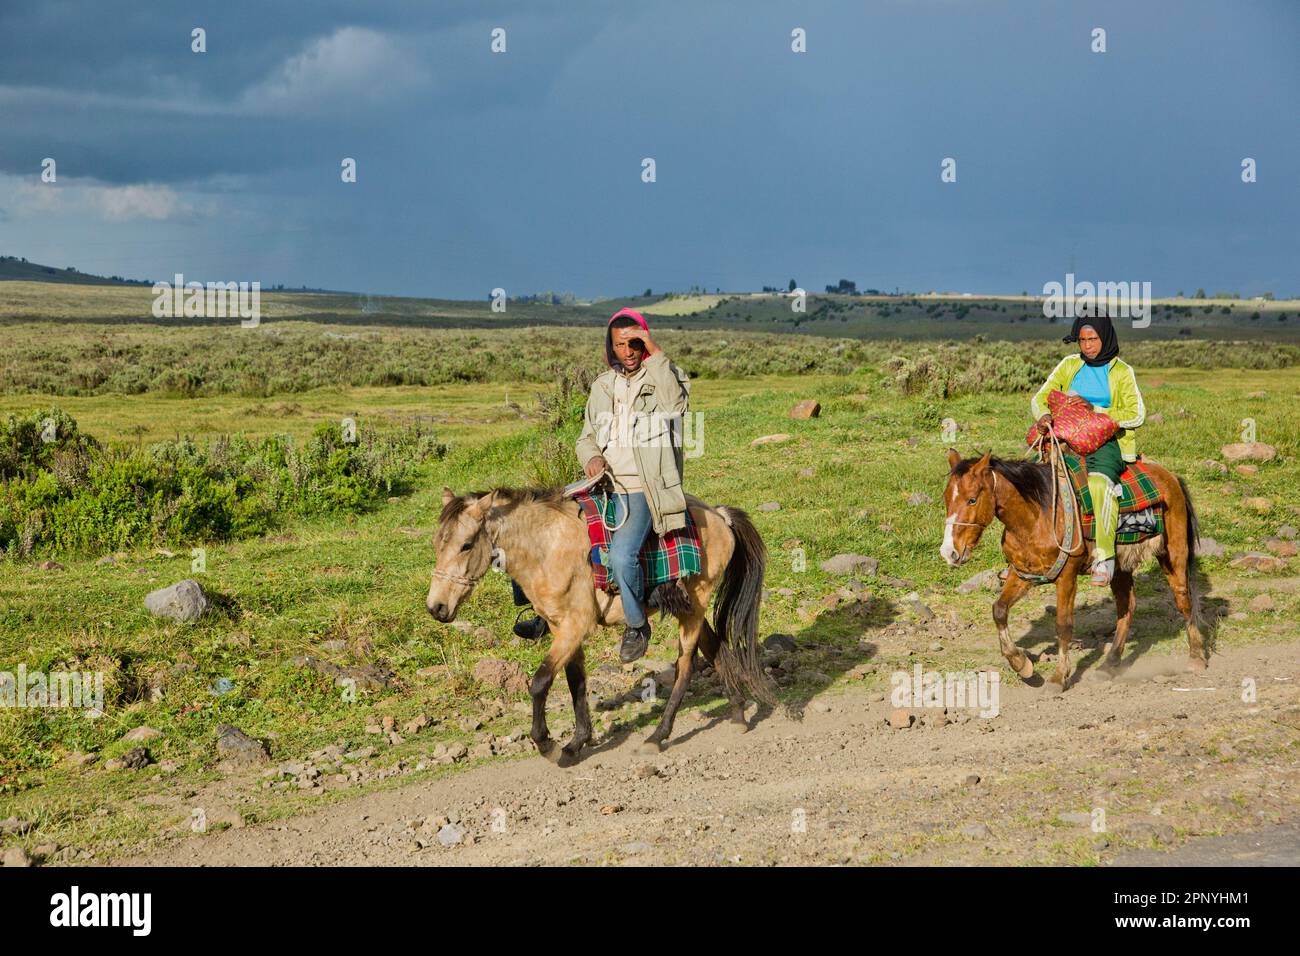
[1036,413,1053,434]
[584,455,608,478]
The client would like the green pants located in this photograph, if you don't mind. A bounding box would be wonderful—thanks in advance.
[1085,438,1123,563]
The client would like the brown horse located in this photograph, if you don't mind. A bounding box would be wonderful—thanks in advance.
[426,486,776,765]
[939,449,1207,688]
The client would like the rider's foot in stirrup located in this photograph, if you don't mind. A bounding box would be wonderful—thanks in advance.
[1090,557,1115,587]
[619,623,651,663]
[512,612,550,641]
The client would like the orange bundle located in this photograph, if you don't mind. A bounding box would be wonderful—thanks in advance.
[1025,390,1119,455]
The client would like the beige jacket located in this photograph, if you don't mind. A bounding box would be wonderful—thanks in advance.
[574,351,691,535]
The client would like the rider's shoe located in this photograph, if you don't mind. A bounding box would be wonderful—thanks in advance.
[619,623,651,663]
[512,612,550,641]
[1090,558,1115,587]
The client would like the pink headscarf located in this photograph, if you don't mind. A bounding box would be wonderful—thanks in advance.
[605,307,651,369]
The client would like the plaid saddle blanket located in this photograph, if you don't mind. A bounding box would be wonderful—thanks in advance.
[572,491,702,593]
[1060,454,1165,544]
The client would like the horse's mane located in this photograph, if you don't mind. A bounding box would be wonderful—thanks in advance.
[952,456,1052,509]
[439,486,568,525]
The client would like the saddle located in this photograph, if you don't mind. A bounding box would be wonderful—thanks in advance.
[1060,453,1165,544]
[566,482,702,595]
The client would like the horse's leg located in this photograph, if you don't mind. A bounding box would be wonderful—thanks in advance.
[529,625,583,759]
[559,647,592,766]
[1103,569,1135,670]
[528,659,557,758]
[697,619,748,727]
[993,572,1035,680]
[644,611,704,752]
[1049,569,1078,688]
[1158,549,1208,671]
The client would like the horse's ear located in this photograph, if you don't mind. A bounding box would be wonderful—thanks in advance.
[976,450,992,470]
[441,487,456,506]
[946,448,961,470]
[470,489,499,517]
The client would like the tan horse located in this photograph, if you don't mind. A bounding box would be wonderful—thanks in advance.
[427,486,776,765]
[939,450,1208,688]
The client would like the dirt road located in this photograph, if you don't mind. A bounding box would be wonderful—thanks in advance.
[116,639,1300,866]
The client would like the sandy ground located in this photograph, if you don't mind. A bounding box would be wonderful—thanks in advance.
[113,638,1300,867]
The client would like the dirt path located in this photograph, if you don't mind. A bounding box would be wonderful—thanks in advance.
[116,639,1300,866]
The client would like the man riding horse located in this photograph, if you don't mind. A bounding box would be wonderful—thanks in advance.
[428,309,771,760]
[513,307,692,663]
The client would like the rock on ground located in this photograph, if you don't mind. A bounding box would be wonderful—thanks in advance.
[143,579,210,623]
[473,658,529,695]
[216,725,270,767]
[1220,442,1276,462]
[820,553,879,576]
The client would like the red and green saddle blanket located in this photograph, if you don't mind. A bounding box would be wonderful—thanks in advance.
[1060,454,1164,544]
[572,492,702,593]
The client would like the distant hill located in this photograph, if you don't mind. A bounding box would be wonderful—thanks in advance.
[0,256,361,294]
[0,255,151,286]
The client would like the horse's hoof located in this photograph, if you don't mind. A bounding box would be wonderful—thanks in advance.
[1042,679,1066,696]
[1187,656,1209,673]
[557,746,583,768]
[1016,659,1036,680]
[640,739,664,755]
[535,738,559,760]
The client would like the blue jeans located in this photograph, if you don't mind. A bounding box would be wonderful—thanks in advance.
[608,492,653,629]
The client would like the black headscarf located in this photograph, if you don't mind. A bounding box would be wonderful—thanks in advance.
[1062,312,1119,367]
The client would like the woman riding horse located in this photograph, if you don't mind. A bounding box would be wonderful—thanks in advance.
[1032,313,1145,587]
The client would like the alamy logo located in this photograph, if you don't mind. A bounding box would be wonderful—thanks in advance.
[0,664,104,714]
[593,410,705,459]
[152,273,261,326]
[890,664,1000,718]
[49,886,152,936]
[1041,273,1151,328]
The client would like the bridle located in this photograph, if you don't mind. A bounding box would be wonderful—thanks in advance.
[430,567,477,587]
[949,441,1084,585]
[431,508,500,589]
[949,470,999,530]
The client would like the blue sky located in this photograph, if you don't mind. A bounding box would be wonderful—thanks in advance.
[1,0,1296,299]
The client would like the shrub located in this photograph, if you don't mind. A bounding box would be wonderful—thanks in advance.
[0,409,447,559]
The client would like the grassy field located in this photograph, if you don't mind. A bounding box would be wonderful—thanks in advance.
[1,282,1298,860]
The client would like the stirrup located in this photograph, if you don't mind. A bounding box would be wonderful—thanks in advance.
[512,607,549,641]
[1090,558,1115,587]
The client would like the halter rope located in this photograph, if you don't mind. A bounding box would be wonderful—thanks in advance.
[1014,429,1086,583]
[431,504,502,587]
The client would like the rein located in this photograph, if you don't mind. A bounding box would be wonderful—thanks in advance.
[563,469,630,533]
[1014,430,1086,584]
[592,472,631,533]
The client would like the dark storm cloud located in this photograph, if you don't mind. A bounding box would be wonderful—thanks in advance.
[0,0,1296,298]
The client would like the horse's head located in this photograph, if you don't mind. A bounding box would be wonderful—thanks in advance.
[426,487,498,622]
[940,449,996,566]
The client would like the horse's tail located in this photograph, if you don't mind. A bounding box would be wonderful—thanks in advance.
[713,506,779,709]
[1177,475,1204,629]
